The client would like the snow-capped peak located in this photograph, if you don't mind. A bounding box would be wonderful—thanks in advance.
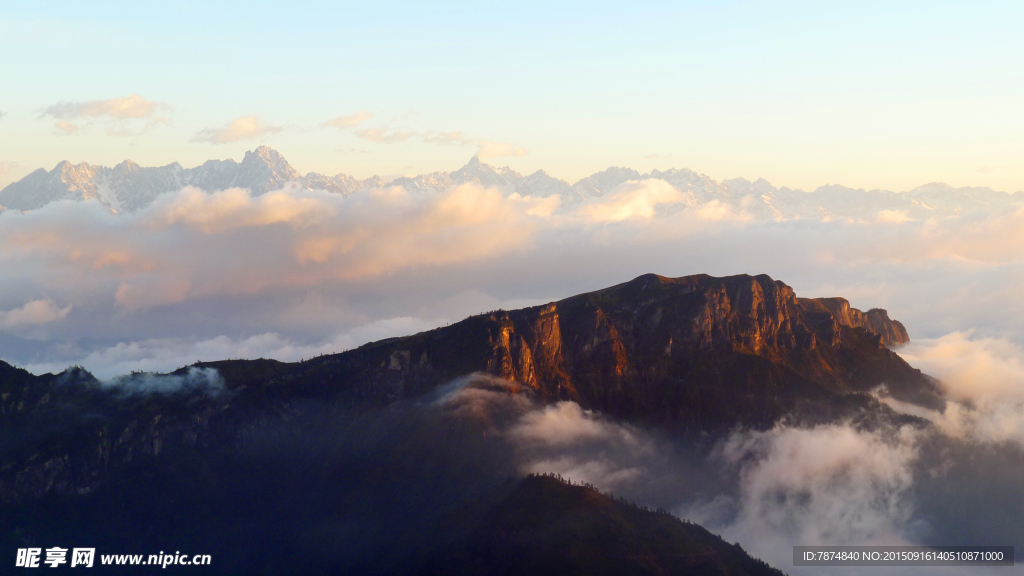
[2,147,1022,221]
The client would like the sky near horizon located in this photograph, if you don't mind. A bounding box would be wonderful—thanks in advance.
[1,1,1023,191]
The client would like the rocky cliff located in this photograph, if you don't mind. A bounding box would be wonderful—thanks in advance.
[287,273,937,421]
[804,297,910,346]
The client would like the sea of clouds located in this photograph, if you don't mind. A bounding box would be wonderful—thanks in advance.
[4,179,1024,573]
[3,179,1024,380]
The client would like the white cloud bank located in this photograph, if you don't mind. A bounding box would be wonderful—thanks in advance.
[579,179,693,222]
[882,333,1024,448]
[430,376,1024,576]
[703,424,920,546]
[3,176,1024,389]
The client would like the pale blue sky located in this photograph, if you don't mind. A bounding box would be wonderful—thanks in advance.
[1,0,1022,190]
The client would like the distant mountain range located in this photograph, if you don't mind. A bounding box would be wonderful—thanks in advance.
[2,145,1019,220]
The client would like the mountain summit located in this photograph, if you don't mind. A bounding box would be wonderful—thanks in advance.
[278,272,935,426]
[0,145,309,212]
[0,148,542,212]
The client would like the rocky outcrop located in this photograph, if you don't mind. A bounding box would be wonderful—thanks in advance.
[804,297,910,346]
[304,274,935,416]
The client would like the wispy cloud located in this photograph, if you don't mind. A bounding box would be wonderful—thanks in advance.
[191,116,283,144]
[0,160,19,176]
[335,147,371,155]
[323,110,373,129]
[476,141,527,158]
[343,124,526,156]
[107,116,171,137]
[355,127,414,143]
[0,160,22,189]
[42,94,168,120]
[423,130,527,158]
[54,121,79,136]
[423,131,476,146]
[41,94,171,137]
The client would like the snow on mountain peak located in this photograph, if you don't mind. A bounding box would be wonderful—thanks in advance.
[1,147,1021,220]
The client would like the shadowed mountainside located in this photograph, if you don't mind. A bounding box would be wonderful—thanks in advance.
[422,474,785,576]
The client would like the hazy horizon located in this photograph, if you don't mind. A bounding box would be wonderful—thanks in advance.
[5,145,1024,195]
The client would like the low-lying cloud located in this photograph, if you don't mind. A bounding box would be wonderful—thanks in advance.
[102,366,225,396]
[878,333,1024,448]
[425,375,1024,574]
[5,175,1024,394]
[422,372,1024,575]
[0,183,540,320]
[580,179,692,222]
[152,186,332,233]
[22,317,443,380]
[899,332,1024,404]
[699,424,920,547]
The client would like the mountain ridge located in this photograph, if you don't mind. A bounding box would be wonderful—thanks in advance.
[2,146,1021,220]
[287,272,934,423]
[0,272,937,576]
[0,271,938,505]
